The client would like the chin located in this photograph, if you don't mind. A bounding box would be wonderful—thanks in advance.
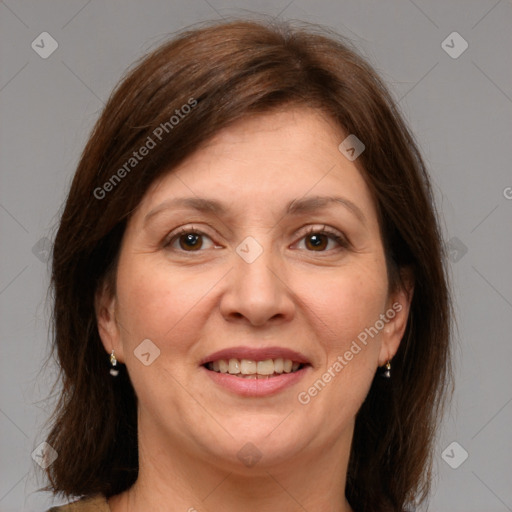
[206,418,310,468]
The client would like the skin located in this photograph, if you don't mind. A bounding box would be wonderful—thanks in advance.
[96,107,412,512]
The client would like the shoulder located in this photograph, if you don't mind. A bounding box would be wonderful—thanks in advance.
[47,494,109,512]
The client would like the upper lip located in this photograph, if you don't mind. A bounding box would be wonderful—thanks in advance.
[200,346,311,366]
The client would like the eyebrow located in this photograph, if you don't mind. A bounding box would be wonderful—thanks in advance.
[143,194,366,226]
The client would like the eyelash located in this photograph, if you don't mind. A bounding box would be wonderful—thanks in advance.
[163,225,349,253]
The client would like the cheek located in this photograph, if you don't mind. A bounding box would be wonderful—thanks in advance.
[305,263,389,350]
[298,264,387,396]
[115,256,220,355]
[283,264,389,443]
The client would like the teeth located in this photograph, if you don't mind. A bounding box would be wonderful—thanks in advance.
[257,359,274,375]
[207,358,303,376]
[240,359,257,375]
[228,358,241,374]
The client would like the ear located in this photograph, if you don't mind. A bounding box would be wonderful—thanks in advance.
[94,279,124,363]
[378,268,414,366]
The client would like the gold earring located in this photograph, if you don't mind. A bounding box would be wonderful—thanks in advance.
[110,350,119,377]
[382,360,391,378]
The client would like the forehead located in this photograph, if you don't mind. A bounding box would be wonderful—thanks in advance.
[134,107,378,225]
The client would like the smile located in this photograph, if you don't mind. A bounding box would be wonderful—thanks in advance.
[204,358,305,379]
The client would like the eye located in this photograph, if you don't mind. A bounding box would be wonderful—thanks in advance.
[163,225,348,253]
[164,227,216,252]
[295,226,348,252]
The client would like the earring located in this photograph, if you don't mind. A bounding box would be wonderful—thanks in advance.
[110,350,119,377]
[382,360,391,378]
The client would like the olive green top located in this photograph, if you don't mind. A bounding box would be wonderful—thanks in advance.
[48,495,110,511]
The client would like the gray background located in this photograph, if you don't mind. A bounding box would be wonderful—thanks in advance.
[1,1,511,511]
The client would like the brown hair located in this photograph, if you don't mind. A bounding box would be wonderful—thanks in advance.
[45,18,452,512]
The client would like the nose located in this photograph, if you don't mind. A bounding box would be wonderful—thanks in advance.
[219,239,295,327]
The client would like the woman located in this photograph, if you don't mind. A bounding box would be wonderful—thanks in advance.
[44,18,452,512]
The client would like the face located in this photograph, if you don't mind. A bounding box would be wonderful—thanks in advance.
[96,107,411,473]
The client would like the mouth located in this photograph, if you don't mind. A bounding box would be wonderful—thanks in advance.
[203,357,308,379]
[200,346,311,397]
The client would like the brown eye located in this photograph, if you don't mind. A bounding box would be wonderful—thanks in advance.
[295,228,348,252]
[178,232,203,251]
[165,229,215,252]
[305,233,329,251]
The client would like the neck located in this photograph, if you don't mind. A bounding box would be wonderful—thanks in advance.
[109,419,355,512]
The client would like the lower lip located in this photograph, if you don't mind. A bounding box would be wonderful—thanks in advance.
[202,366,309,397]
